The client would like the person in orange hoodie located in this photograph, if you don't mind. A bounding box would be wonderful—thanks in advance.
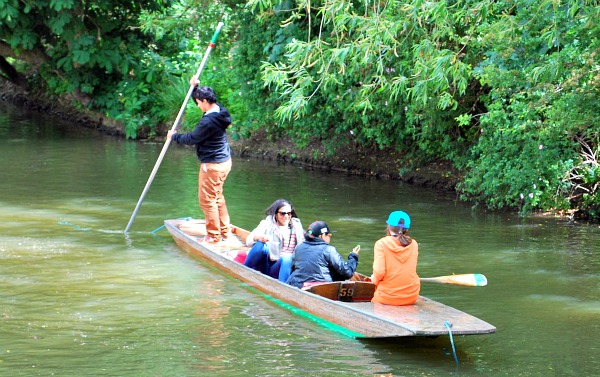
[371,210,420,305]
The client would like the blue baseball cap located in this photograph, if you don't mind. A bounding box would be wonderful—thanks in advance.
[386,211,411,229]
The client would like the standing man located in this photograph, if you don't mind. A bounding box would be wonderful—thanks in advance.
[168,80,232,243]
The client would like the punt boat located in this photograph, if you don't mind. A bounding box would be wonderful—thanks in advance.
[164,218,496,338]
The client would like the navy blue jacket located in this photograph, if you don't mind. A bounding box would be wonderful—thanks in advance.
[286,237,359,288]
[172,103,232,163]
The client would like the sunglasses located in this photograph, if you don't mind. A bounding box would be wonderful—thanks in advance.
[278,211,292,216]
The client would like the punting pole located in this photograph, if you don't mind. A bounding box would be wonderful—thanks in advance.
[124,22,225,234]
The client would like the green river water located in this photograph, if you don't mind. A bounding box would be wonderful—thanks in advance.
[0,102,599,376]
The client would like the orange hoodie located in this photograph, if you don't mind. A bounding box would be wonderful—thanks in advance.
[371,236,420,305]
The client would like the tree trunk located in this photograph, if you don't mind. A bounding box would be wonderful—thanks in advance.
[0,56,28,87]
[0,41,48,89]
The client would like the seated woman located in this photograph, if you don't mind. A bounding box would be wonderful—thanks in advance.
[286,220,360,288]
[371,210,420,305]
[244,199,304,282]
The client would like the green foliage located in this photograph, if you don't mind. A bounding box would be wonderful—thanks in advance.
[457,0,600,218]
[458,94,573,216]
[564,137,600,220]
[241,0,482,159]
[238,0,600,219]
[136,0,239,135]
[0,0,174,138]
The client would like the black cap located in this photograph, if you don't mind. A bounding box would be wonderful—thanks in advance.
[307,221,335,237]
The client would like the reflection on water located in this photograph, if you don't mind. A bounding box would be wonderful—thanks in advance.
[1,101,599,376]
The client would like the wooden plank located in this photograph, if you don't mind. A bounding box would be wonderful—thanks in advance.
[164,218,496,338]
[303,281,376,302]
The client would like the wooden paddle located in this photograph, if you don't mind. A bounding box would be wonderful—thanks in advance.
[353,272,487,287]
[420,273,487,287]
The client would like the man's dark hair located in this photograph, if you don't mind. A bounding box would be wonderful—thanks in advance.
[192,86,217,104]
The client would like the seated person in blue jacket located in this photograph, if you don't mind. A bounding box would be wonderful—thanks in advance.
[244,199,304,282]
[286,220,360,288]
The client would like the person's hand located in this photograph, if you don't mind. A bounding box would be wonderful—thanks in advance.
[190,76,200,87]
[254,234,269,243]
[352,245,360,255]
[167,130,177,140]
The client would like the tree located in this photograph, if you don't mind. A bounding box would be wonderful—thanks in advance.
[240,0,600,219]
[459,0,600,218]
[0,0,171,137]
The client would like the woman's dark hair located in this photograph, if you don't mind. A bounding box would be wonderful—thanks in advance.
[191,86,217,104]
[265,199,297,219]
[388,225,412,247]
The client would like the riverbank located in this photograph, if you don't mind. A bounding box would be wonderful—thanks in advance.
[2,82,584,221]
[0,80,460,192]
[232,128,460,191]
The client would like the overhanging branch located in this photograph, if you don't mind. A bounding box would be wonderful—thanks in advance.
[0,41,48,70]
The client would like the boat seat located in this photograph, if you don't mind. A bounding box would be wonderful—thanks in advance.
[303,281,375,302]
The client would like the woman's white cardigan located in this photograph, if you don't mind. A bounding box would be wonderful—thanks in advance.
[246,216,304,260]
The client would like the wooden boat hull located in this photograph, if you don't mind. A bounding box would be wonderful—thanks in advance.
[165,218,496,338]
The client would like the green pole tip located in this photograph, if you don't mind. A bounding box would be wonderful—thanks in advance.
[211,22,225,43]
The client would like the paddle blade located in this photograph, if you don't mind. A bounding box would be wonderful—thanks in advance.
[420,273,488,287]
